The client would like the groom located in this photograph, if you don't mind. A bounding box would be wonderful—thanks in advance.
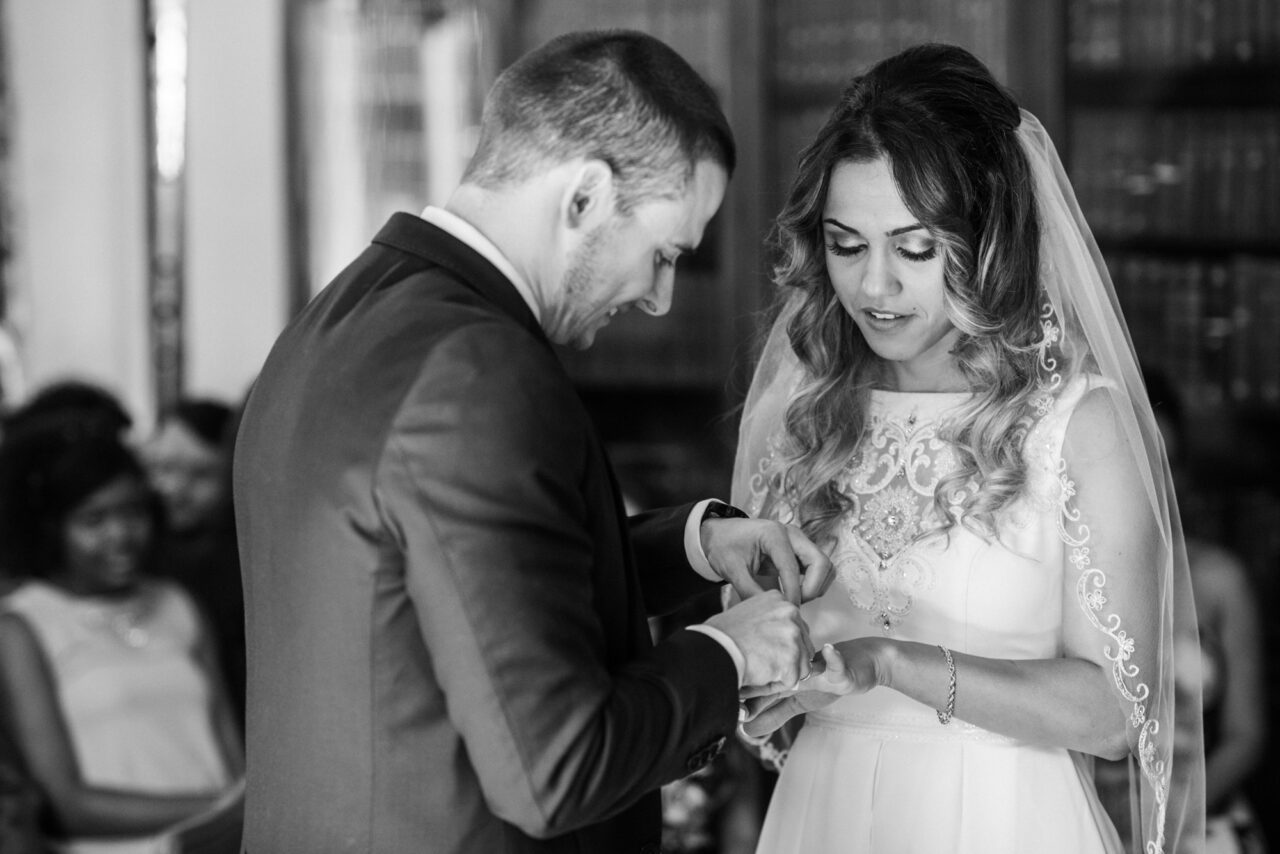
[234,30,830,853]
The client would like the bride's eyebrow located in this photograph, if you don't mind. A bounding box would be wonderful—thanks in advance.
[822,217,926,237]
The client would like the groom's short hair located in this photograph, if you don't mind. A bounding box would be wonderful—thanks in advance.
[461,29,735,213]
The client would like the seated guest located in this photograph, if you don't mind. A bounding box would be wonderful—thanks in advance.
[2,378,132,440]
[0,410,243,853]
[140,398,245,727]
[0,378,134,598]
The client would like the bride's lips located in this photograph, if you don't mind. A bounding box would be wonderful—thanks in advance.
[860,308,912,331]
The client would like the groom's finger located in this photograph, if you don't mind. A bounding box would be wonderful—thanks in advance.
[798,616,816,676]
[789,527,834,602]
[724,570,767,602]
[757,525,803,605]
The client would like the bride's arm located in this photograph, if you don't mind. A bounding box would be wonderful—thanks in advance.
[742,637,1128,760]
[748,388,1163,762]
[844,639,1130,759]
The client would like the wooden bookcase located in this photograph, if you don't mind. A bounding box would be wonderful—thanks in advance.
[1063,0,1280,831]
[1063,0,1280,578]
[286,0,1278,566]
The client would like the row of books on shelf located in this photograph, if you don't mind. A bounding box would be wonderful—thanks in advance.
[525,0,728,93]
[772,0,1009,91]
[1108,252,1280,408]
[1069,109,1280,243]
[1068,0,1280,69]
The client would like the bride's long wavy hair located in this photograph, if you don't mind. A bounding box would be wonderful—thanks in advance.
[769,44,1059,544]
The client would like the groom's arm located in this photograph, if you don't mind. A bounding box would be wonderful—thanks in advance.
[627,502,721,616]
[381,326,740,839]
[632,502,834,614]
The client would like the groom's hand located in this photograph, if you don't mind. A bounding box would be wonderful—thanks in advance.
[702,590,814,689]
[701,518,833,605]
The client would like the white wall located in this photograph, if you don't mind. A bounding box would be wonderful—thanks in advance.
[5,0,291,430]
[7,0,152,426]
[184,0,289,408]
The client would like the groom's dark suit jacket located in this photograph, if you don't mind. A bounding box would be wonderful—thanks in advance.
[233,213,739,853]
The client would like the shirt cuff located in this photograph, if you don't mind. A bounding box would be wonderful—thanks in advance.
[684,498,721,581]
[686,624,746,688]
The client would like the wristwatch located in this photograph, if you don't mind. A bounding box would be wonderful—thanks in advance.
[702,500,748,522]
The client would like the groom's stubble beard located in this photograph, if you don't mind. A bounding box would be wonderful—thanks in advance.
[555,220,613,350]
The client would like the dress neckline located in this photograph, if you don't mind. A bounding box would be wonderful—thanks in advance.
[869,388,972,398]
[868,388,972,419]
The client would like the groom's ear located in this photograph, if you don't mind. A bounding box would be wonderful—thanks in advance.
[561,159,616,233]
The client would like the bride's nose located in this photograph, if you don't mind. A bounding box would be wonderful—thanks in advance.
[860,247,900,298]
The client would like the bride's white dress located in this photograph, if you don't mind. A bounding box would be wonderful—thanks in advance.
[750,379,1124,854]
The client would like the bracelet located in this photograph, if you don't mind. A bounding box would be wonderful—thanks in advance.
[936,645,956,725]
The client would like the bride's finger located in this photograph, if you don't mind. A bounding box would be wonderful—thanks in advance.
[739,680,791,700]
[819,643,845,674]
[811,644,855,691]
[739,693,790,721]
[745,696,799,734]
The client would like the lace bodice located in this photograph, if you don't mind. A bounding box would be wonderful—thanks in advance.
[829,391,970,634]
[747,383,1085,640]
[746,381,1087,721]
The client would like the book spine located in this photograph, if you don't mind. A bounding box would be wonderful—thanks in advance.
[1255,261,1280,406]
[1202,261,1233,406]
[1228,255,1257,403]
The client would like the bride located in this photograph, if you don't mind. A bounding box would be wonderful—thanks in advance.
[731,43,1205,854]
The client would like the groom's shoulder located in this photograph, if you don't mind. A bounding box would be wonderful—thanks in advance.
[306,254,530,355]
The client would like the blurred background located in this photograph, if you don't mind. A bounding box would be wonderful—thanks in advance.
[0,0,1278,850]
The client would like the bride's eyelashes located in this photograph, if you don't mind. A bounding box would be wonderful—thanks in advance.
[825,241,939,262]
[826,241,865,257]
[898,245,938,262]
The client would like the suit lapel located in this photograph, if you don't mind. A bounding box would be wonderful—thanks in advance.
[372,212,549,348]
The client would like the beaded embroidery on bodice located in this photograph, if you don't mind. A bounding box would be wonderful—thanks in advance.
[832,391,971,633]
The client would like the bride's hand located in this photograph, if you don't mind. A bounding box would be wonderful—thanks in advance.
[740,641,879,736]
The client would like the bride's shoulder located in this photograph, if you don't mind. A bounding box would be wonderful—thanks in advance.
[1029,373,1119,437]
[1030,373,1152,485]
[1020,373,1126,487]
